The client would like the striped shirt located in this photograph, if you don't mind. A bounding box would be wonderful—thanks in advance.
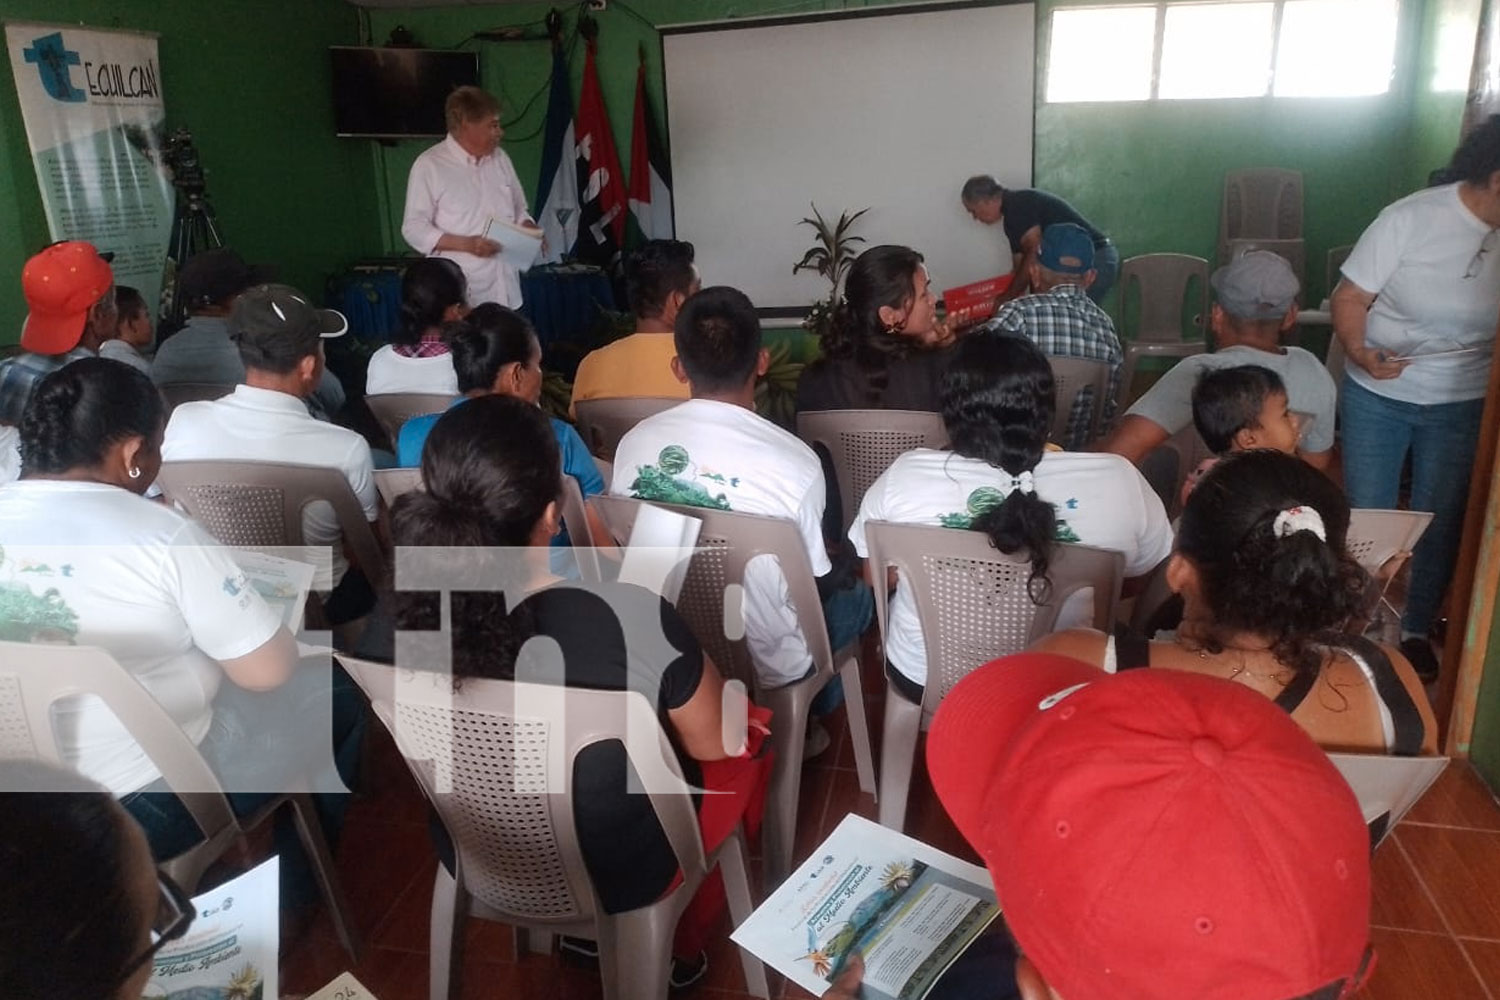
[0,347,94,426]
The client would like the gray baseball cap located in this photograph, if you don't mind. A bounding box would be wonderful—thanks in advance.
[1210,250,1300,320]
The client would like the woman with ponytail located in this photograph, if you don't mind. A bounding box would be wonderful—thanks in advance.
[392,394,769,984]
[849,335,1172,701]
[365,256,467,395]
[1037,449,1438,754]
[796,244,954,413]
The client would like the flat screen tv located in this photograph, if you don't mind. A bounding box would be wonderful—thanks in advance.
[330,47,480,139]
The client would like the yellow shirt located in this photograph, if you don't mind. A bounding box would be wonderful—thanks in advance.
[569,332,691,416]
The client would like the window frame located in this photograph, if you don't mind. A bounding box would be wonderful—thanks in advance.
[1044,0,1402,104]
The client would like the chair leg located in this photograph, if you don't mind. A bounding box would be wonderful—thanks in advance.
[761,691,808,889]
[517,929,554,954]
[602,906,675,1000]
[838,655,877,798]
[877,689,923,832]
[288,795,362,961]
[718,831,771,999]
[429,864,468,1000]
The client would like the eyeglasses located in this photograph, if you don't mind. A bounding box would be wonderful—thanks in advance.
[114,869,196,987]
[1464,229,1499,279]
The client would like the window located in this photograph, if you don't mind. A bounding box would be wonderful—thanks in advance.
[1046,6,1157,102]
[1046,1,1401,102]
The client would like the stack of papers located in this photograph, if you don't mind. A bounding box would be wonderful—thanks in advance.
[148,858,279,999]
[482,217,545,271]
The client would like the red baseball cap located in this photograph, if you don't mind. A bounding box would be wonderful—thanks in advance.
[927,654,1372,1000]
[21,241,114,354]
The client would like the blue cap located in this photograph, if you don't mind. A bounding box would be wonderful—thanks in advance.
[1037,223,1095,275]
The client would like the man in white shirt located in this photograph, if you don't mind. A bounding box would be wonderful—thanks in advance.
[402,86,537,308]
[1103,251,1336,471]
[611,286,873,694]
[163,284,381,628]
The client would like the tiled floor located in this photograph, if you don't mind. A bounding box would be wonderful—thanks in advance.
[281,662,1500,1000]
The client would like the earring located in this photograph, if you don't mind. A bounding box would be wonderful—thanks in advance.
[128,467,142,479]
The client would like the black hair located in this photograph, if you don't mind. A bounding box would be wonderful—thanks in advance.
[624,239,696,320]
[1191,365,1287,455]
[673,285,762,395]
[1176,450,1369,677]
[114,285,147,324]
[960,175,1004,205]
[390,395,560,680]
[940,335,1058,601]
[0,760,145,1000]
[398,257,467,346]
[448,303,539,394]
[19,358,163,476]
[1447,114,1500,186]
[817,245,925,405]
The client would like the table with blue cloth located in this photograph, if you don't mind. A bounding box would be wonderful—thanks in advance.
[520,264,617,371]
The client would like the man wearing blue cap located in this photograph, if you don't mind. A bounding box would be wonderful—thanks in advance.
[979,223,1123,449]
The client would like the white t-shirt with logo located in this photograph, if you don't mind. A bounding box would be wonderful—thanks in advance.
[0,480,282,795]
[610,398,830,688]
[850,448,1174,687]
[1342,183,1500,404]
[364,345,460,396]
[163,385,379,590]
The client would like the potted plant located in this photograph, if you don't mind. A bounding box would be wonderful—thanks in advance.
[793,203,868,339]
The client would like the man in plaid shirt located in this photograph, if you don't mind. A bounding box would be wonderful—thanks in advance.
[979,223,1123,449]
[0,242,116,428]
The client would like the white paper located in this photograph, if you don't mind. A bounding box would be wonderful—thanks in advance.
[305,971,380,999]
[731,814,999,1000]
[616,503,702,605]
[483,217,544,271]
[232,548,317,633]
[1387,346,1486,362]
[144,857,279,1000]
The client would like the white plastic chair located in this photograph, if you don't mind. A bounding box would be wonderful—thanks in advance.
[573,398,684,460]
[1327,752,1449,849]
[1114,253,1209,411]
[863,520,1124,831]
[796,409,949,535]
[0,641,360,957]
[1347,509,1434,642]
[1047,355,1112,449]
[339,656,769,1000]
[590,495,877,887]
[364,392,457,450]
[374,467,424,508]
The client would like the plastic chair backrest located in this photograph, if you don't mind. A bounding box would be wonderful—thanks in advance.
[0,640,235,839]
[340,657,706,923]
[364,393,456,449]
[589,495,833,697]
[863,521,1123,711]
[1221,238,1306,290]
[1222,167,1304,242]
[1327,752,1449,848]
[1346,509,1435,577]
[156,459,388,585]
[1047,356,1111,448]
[573,398,684,460]
[1116,253,1209,344]
[1325,333,1347,388]
[159,382,235,410]
[1327,244,1354,298]
[373,467,424,508]
[795,409,949,535]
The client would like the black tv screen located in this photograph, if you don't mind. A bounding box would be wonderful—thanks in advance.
[330,47,480,139]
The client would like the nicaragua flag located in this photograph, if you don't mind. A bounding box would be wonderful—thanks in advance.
[572,38,627,267]
[627,54,673,246]
[534,41,578,265]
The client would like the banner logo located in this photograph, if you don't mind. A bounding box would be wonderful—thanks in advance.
[22,32,85,103]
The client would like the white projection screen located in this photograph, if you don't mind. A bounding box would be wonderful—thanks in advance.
[662,2,1035,311]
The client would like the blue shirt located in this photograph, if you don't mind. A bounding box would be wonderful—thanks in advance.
[397,397,604,546]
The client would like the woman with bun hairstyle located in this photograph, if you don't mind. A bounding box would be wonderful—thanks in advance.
[849,335,1172,702]
[1036,449,1438,754]
[391,394,770,984]
[365,256,467,395]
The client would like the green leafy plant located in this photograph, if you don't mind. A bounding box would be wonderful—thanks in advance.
[754,340,805,431]
[541,370,574,422]
[793,204,868,338]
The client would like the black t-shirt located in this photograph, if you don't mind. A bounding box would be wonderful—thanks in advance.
[796,347,953,414]
[427,581,707,913]
[999,188,1109,255]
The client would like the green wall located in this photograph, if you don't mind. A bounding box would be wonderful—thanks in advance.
[0,0,377,346]
[1407,0,1481,194]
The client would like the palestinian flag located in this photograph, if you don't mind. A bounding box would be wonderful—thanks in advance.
[626,54,673,246]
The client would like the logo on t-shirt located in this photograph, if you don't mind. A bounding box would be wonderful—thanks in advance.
[938,487,1081,542]
[0,546,80,643]
[629,445,734,511]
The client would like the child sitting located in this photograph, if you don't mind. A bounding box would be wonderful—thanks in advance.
[1181,364,1302,507]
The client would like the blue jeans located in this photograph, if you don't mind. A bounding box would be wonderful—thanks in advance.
[1339,378,1485,634]
[1087,243,1120,305]
[809,579,875,716]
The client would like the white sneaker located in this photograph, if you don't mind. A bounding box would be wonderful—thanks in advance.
[803,721,832,761]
